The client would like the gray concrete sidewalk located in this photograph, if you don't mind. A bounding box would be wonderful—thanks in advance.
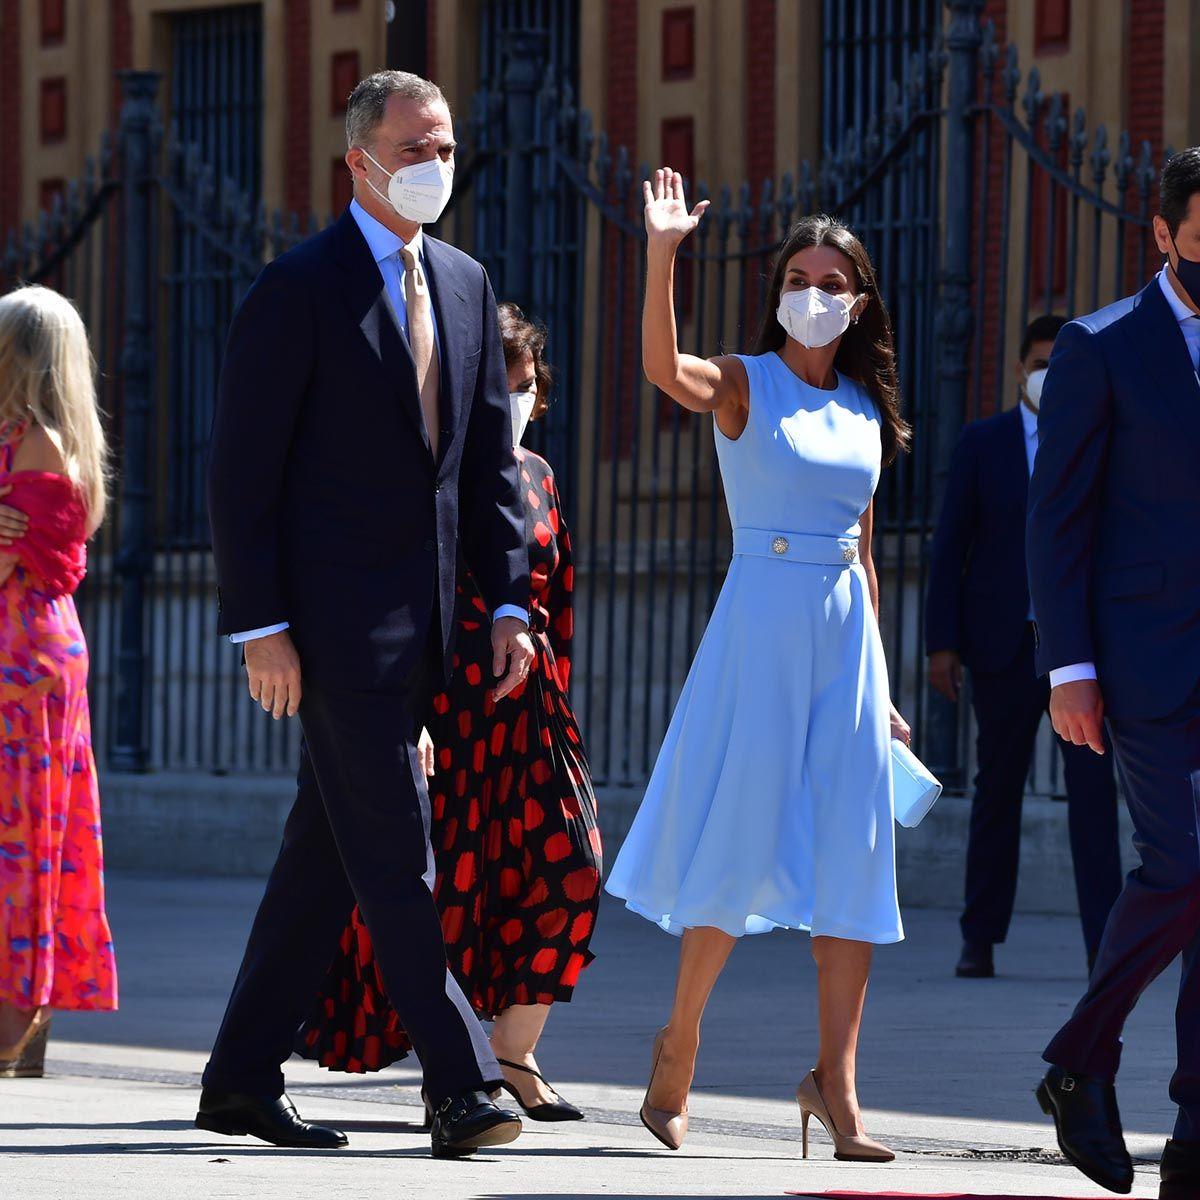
[1,873,1181,1197]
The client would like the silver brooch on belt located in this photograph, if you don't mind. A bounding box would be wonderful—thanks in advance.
[771,536,790,555]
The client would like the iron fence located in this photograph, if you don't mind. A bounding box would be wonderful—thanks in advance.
[0,2,1177,795]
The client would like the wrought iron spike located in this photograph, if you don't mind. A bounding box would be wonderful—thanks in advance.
[798,159,815,212]
[1002,44,1020,106]
[1113,130,1134,193]
[884,80,903,139]
[577,108,594,168]
[864,112,881,162]
[1134,140,1157,197]
[1090,125,1111,187]
[980,19,999,79]
[1069,108,1088,168]
[758,178,775,237]
[714,184,734,237]
[594,131,612,188]
[1021,65,1044,129]
[1045,92,1067,149]
[1163,144,1177,167]
[927,31,948,88]
[614,143,633,194]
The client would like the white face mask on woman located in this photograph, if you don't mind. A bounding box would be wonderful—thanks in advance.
[509,389,537,447]
[776,286,857,349]
[360,149,454,225]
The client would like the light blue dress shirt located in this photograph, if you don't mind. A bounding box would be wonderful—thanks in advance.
[230,200,527,643]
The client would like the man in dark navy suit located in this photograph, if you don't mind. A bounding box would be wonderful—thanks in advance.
[1030,148,1200,1199]
[198,72,532,1158]
[926,316,1122,982]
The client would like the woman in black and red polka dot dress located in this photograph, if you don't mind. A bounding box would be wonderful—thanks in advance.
[296,304,602,1122]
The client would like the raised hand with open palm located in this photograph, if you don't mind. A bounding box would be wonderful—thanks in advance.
[643,167,710,247]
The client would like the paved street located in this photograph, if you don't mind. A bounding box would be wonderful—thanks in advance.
[1,873,1182,1198]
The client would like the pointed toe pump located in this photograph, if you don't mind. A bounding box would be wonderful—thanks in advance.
[639,1028,689,1151]
[796,1070,894,1163]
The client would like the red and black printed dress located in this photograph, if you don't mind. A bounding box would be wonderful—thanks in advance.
[296,448,602,1073]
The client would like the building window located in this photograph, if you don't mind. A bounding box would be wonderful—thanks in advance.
[661,8,695,81]
[40,0,66,46]
[331,156,353,216]
[39,78,67,144]
[1034,0,1071,54]
[331,50,360,115]
[333,0,360,10]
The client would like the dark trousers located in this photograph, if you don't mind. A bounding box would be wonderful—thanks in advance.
[1045,682,1200,1142]
[961,625,1123,961]
[202,648,499,1105]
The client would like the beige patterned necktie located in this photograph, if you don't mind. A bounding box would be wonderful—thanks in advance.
[400,241,440,459]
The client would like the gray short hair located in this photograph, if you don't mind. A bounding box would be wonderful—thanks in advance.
[345,71,447,149]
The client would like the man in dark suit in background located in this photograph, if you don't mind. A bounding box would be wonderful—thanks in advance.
[1030,148,1200,1199]
[926,315,1122,982]
[198,71,533,1159]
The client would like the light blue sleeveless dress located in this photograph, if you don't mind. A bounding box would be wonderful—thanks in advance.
[606,352,903,944]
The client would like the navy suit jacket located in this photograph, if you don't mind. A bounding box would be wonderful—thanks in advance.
[925,406,1032,673]
[208,208,530,690]
[1026,277,1200,720]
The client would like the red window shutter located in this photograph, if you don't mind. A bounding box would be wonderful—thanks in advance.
[39,77,67,144]
[1034,0,1071,53]
[661,7,695,81]
[330,50,360,116]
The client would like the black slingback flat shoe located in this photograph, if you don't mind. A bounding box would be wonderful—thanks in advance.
[496,1057,585,1122]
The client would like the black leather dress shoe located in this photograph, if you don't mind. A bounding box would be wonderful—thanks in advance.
[429,1090,521,1159]
[955,940,995,978]
[1036,1067,1133,1194]
[195,1089,349,1148]
[1160,1138,1200,1199]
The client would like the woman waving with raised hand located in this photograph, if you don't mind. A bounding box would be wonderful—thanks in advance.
[606,168,911,1163]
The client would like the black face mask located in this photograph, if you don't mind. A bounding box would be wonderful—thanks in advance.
[1169,231,1200,309]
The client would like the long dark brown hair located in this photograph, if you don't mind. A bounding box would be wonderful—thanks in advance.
[751,214,910,465]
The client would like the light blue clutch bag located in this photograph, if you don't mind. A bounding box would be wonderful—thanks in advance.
[891,738,942,828]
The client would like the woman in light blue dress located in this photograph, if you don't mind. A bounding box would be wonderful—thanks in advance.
[606,169,912,1162]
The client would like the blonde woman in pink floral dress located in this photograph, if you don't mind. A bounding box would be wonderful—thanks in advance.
[0,285,115,1077]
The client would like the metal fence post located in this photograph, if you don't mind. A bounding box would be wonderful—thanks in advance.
[500,28,547,310]
[927,0,983,782]
[111,70,159,773]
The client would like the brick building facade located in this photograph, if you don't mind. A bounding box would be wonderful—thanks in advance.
[3,1,1193,238]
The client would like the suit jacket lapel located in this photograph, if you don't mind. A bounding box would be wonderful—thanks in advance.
[1121,277,1200,446]
[421,236,468,472]
[333,210,431,455]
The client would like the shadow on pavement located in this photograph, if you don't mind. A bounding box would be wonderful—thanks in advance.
[52,878,1181,1136]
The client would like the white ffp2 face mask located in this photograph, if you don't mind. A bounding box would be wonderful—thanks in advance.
[776,286,856,349]
[1023,367,1048,409]
[361,149,454,225]
[510,390,537,447]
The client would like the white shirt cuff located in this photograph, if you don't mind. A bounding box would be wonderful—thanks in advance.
[230,622,289,644]
[1049,662,1098,687]
[493,605,529,625]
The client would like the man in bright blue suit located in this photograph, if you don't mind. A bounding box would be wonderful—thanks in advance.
[1030,148,1200,1200]
[926,315,1122,982]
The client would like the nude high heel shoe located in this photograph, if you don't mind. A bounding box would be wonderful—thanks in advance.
[639,1028,688,1150]
[796,1069,894,1162]
[0,1009,51,1079]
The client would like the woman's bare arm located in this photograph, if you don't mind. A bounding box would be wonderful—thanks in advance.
[642,169,748,433]
[858,501,880,619]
